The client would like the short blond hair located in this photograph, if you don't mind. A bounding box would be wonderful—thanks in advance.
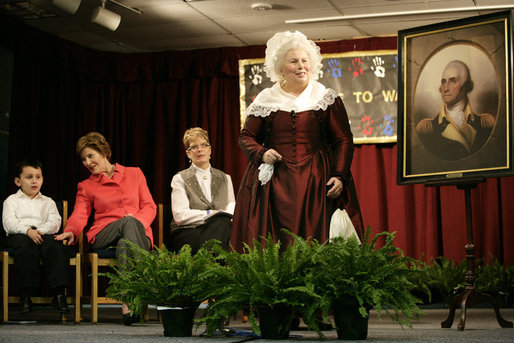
[76,132,112,160]
[183,127,209,149]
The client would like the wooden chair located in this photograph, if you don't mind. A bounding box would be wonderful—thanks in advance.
[1,200,82,323]
[74,210,117,324]
[157,203,172,249]
[80,207,162,323]
[83,245,117,324]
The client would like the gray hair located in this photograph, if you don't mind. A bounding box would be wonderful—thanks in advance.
[444,60,474,93]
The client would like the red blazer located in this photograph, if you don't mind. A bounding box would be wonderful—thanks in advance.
[65,164,157,245]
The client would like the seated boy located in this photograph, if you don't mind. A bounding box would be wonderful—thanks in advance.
[2,159,70,314]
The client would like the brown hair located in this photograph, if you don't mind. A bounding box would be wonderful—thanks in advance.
[76,132,112,160]
[15,159,43,178]
[182,127,209,149]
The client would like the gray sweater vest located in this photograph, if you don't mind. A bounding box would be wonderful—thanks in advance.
[171,165,229,231]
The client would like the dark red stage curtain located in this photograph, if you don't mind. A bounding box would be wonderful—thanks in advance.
[1,13,512,264]
[352,144,514,264]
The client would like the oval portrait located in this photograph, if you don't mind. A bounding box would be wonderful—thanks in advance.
[413,43,499,161]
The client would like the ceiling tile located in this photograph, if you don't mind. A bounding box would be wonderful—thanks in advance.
[1,0,511,52]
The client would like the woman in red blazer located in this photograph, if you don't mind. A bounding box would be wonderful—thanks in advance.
[55,132,156,325]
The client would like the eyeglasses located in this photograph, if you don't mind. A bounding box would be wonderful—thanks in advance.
[187,143,210,152]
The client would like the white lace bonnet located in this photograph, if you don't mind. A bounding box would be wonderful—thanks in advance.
[263,31,323,83]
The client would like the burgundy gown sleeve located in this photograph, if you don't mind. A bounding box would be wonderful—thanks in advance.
[239,115,267,162]
[231,114,270,252]
[327,97,354,180]
[326,97,364,238]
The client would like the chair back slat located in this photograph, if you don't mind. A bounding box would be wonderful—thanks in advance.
[158,203,173,249]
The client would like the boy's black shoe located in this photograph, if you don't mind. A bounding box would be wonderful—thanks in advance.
[317,321,333,331]
[290,316,301,330]
[19,296,32,315]
[52,294,69,314]
[123,313,140,326]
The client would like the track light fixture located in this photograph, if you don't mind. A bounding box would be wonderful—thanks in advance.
[91,0,121,31]
[51,0,81,14]
[51,0,143,32]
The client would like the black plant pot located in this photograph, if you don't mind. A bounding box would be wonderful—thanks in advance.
[256,303,293,339]
[332,296,370,340]
[159,306,197,337]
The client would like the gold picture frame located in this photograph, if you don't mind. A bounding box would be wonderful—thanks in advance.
[397,10,513,185]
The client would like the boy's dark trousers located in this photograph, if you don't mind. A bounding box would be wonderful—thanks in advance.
[7,234,71,292]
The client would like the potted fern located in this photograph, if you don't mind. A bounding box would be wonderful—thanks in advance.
[101,242,216,337]
[416,256,466,307]
[201,232,322,339]
[475,256,514,308]
[307,229,423,340]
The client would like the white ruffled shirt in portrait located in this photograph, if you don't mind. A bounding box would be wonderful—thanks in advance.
[440,98,482,154]
[445,98,467,128]
[245,80,338,184]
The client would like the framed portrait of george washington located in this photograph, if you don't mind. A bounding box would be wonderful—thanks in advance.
[397,10,513,185]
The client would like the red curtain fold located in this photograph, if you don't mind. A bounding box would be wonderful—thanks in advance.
[1,13,512,264]
[352,144,441,260]
[353,144,514,263]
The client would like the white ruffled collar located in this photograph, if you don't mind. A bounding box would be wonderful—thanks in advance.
[245,81,337,118]
[445,98,467,127]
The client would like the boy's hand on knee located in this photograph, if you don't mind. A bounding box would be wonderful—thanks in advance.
[26,227,43,245]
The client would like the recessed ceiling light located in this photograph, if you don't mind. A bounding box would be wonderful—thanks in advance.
[251,3,272,11]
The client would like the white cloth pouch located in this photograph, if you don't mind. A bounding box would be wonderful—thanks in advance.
[329,208,361,243]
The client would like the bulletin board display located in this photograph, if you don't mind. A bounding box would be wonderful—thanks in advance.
[239,50,398,144]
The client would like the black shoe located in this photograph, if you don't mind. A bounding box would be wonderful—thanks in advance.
[315,318,333,331]
[52,294,69,314]
[318,321,333,331]
[19,296,32,315]
[123,313,140,326]
[290,316,301,330]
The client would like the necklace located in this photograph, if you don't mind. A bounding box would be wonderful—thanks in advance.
[107,164,115,178]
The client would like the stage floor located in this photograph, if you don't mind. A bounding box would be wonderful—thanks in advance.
[1,304,513,342]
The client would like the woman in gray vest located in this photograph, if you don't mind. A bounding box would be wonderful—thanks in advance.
[170,127,235,254]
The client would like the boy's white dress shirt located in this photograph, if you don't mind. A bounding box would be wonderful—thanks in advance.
[2,189,61,235]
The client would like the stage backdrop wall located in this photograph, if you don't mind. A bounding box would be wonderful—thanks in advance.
[1,13,512,264]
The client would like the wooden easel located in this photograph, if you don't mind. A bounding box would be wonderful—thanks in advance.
[428,178,513,331]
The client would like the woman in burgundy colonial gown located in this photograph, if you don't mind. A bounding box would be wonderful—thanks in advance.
[231,31,363,251]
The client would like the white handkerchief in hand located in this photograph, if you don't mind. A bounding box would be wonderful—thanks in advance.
[258,163,274,185]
